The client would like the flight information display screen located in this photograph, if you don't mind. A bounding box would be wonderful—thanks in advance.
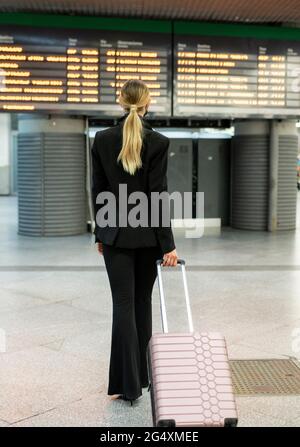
[174,34,300,117]
[0,25,171,116]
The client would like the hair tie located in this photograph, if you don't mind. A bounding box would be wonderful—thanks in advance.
[130,104,138,112]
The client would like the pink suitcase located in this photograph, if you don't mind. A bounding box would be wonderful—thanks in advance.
[147,259,238,427]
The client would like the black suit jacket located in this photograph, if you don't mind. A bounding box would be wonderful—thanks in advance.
[91,113,175,254]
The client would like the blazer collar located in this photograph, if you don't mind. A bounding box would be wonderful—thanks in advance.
[117,112,152,130]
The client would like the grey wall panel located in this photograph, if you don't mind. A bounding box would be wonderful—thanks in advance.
[18,132,86,236]
[197,139,231,224]
[277,135,298,230]
[231,135,269,230]
[217,140,231,226]
[167,139,193,218]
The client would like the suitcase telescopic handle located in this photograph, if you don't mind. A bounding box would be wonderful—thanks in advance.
[156,259,194,334]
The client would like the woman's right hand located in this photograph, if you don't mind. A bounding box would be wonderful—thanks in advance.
[162,249,178,267]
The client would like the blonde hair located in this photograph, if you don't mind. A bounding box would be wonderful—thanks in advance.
[118,79,150,175]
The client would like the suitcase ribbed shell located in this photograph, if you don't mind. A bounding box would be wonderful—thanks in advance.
[147,331,238,427]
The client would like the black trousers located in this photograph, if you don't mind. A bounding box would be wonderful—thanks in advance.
[103,243,162,400]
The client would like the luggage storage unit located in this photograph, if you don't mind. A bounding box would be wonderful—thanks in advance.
[147,259,238,427]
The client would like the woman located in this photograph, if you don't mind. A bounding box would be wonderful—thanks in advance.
[91,79,178,404]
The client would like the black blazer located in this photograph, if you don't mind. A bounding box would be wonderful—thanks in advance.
[91,113,175,254]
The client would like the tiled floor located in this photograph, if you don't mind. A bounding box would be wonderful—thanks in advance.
[0,195,300,427]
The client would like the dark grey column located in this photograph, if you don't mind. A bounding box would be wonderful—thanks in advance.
[231,121,269,230]
[17,115,86,236]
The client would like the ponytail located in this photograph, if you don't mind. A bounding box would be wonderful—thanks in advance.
[117,105,143,175]
[118,79,150,175]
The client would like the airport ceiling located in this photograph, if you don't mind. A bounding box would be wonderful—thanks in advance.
[0,0,300,25]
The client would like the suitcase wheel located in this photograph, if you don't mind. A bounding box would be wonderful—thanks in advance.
[157,419,176,427]
[224,418,238,427]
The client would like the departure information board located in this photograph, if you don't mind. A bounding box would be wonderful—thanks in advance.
[0,25,171,116]
[1,21,300,118]
[174,34,300,117]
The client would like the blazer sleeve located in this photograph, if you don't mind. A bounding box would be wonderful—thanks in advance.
[148,137,176,254]
[91,133,108,243]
